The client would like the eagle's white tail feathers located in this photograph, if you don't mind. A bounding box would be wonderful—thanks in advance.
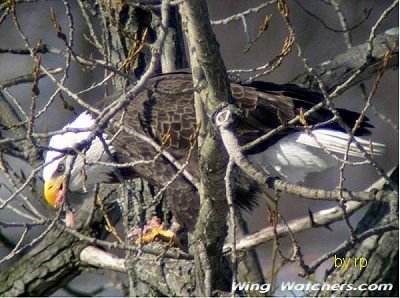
[249,128,385,183]
[296,129,385,157]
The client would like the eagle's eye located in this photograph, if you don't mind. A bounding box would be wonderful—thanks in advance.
[57,163,65,173]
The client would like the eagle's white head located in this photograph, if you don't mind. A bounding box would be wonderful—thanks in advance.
[43,112,114,208]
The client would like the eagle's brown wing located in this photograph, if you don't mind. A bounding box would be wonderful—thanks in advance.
[96,72,372,230]
[97,74,200,229]
[95,73,295,229]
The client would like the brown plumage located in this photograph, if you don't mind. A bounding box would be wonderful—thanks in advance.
[92,72,375,230]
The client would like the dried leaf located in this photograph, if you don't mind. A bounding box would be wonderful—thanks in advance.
[7,0,16,13]
[298,107,308,127]
[278,0,289,17]
[50,7,67,42]
[256,14,272,39]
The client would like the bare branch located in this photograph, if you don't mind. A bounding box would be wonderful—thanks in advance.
[80,246,125,272]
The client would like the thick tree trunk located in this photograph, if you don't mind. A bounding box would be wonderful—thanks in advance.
[0,226,82,296]
[0,185,120,297]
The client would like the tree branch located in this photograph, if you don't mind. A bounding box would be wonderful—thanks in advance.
[292,28,398,91]
[179,0,233,295]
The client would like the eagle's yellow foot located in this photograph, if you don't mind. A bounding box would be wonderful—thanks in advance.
[129,217,183,249]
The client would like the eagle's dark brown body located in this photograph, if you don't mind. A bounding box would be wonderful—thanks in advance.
[95,73,373,230]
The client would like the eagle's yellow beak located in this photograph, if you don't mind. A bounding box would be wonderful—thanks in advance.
[44,175,65,208]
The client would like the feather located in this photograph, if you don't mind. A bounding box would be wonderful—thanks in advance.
[248,128,384,183]
[296,129,385,157]
[43,72,385,230]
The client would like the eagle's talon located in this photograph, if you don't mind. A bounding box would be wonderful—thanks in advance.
[129,217,183,249]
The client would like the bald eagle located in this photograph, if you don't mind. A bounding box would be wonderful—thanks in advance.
[42,73,384,230]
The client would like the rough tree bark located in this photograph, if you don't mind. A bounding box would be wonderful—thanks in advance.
[0,185,121,296]
[92,2,194,296]
[179,1,234,295]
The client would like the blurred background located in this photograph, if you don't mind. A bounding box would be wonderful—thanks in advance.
[0,0,398,296]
